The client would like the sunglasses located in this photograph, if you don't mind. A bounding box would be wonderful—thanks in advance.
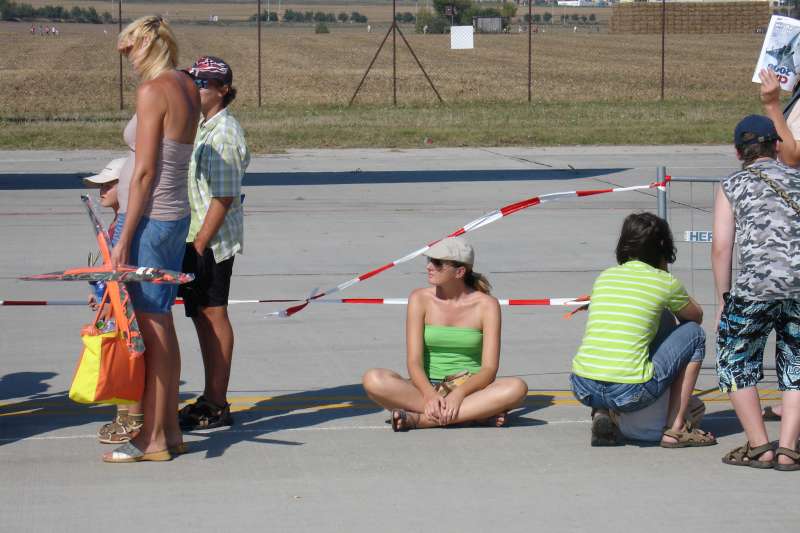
[193,78,210,89]
[427,258,457,269]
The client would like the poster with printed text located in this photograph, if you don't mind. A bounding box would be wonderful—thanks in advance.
[753,15,800,91]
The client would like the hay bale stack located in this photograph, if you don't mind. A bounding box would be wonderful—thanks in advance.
[610,1,771,34]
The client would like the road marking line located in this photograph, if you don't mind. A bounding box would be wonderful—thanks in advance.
[0,388,784,419]
[0,414,745,443]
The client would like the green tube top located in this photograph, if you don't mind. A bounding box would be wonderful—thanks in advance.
[423,325,483,380]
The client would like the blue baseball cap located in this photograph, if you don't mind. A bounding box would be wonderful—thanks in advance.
[734,115,781,146]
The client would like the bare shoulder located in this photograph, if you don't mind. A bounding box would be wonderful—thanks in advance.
[408,287,434,305]
[473,291,499,307]
[135,79,166,108]
[474,292,501,316]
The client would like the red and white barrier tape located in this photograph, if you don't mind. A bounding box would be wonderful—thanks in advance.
[269,177,669,317]
[0,296,587,307]
[0,298,300,306]
[312,297,587,306]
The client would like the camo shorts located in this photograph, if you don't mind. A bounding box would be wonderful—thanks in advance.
[716,294,800,392]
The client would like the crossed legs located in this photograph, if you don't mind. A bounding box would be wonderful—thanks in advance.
[362,368,528,429]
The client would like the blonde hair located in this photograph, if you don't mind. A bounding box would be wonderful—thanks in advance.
[118,16,178,81]
[464,268,492,295]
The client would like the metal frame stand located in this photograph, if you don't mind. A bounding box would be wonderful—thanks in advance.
[349,0,443,106]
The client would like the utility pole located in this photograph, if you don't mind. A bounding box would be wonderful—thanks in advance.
[528,0,532,103]
[118,0,123,110]
[257,0,262,107]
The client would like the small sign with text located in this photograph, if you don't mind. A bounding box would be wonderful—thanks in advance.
[684,231,713,243]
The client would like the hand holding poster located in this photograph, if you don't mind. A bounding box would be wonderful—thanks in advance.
[753,15,800,91]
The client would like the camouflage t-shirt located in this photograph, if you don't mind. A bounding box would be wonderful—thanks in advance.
[721,158,800,300]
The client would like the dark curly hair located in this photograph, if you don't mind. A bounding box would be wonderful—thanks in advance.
[615,212,676,268]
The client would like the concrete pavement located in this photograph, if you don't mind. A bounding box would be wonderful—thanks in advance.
[1,146,796,533]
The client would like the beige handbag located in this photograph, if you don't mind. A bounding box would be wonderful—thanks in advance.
[433,370,472,397]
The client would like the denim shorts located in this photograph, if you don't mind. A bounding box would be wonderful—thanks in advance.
[571,321,706,413]
[716,294,800,392]
[113,213,190,314]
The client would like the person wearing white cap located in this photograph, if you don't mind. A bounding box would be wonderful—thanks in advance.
[84,157,145,445]
[362,237,528,431]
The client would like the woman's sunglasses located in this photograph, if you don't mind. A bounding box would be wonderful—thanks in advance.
[428,258,460,269]
[193,78,210,89]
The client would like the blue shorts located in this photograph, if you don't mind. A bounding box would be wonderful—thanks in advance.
[716,294,800,392]
[571,321,706,413]
[113,213,190,314]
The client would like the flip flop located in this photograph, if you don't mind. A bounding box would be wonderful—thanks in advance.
[103,442,172,463]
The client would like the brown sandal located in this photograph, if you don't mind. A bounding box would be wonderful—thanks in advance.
[661,424,717,448]
[774,447,800,472]
[391,409,417,432]
[721,442,774,469]
[762,405,782,421]
[97,412,143,444]
[474,411,508,427]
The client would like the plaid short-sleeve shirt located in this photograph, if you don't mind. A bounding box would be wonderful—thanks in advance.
[187,108,250,263]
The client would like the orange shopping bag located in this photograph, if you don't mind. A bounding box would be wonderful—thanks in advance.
[68,289,144,404]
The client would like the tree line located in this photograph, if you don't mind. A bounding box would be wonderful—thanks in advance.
[415,0,519,34]
[0,1,113,23]
[252,10,368,24]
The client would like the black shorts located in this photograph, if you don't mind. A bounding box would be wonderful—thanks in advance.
[178,243,235,318]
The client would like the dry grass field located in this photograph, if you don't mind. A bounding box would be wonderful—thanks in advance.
[0,14,765,150]
[20,1,611,24]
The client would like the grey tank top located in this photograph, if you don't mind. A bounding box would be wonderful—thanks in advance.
[118,115,193,221]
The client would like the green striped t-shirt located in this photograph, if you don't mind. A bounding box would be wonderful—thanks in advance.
[572,260,690,384]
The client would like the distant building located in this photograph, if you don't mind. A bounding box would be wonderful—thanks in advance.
[474,16,504,33]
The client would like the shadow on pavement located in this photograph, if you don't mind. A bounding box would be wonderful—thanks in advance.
[242,168,628,187]
[184,384,379,457]
[0,373,191,447]
[0,370,115,446]
[701,409,744,439]
[0,168,630,190]
[185,386,555,458]
[0,371,58,401]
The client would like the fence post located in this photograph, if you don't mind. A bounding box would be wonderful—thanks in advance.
[657,166,668,220]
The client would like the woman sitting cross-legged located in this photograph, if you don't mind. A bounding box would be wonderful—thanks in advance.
[362,237,528,431]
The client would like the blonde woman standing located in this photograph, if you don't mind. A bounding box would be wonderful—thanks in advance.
[362,237,528,431]
[105,16,200,463]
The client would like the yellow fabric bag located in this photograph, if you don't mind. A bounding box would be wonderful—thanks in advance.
[68,291,144,404]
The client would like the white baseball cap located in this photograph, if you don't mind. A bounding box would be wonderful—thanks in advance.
[423,236,474,266]
[83,157,127,187]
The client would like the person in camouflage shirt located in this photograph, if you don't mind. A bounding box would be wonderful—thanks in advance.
[713,115,800,470]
